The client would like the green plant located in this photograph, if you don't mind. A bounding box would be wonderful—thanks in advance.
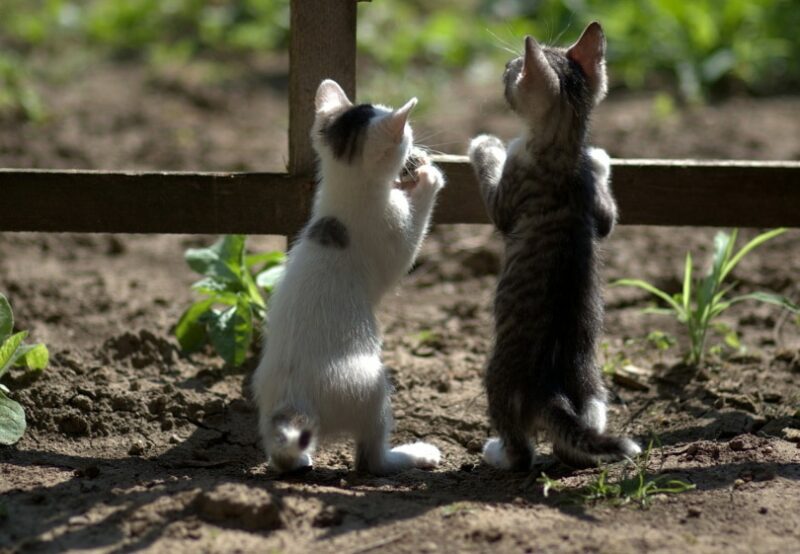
[0,293,49,445]
[0,53,45,122]
[614,229,799,365]
[539,441,695,507]
[175,235,285,367]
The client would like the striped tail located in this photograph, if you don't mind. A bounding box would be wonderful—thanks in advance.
[543,395,641,468]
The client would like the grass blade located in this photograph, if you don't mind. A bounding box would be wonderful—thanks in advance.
[726,292,800,313]
[722,228,785,281]
[612,279,684,316]
[682,252,692,313]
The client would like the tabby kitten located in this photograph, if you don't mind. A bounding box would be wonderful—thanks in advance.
[252,79,444,474]
[468,22,640,469]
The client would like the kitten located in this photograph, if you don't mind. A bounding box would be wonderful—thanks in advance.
[252,79,445,474]
[468,22,640,470]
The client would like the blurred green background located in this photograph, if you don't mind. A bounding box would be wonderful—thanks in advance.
[1,0,798,121]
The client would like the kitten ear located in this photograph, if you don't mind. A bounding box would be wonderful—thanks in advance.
[567,21,608,102]
[381,97,417,142]
[315,79,352,114]
[521,36,556,91]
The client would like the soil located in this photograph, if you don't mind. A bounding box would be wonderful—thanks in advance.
[1,59,800,553]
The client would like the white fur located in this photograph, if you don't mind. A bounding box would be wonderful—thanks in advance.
[582,397,608,434]
[482,438,513,470]
[588,147,611,182]
[252,80,444,474]
[621,438,643,458]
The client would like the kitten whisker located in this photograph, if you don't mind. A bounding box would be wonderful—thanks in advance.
[486,28,522,57]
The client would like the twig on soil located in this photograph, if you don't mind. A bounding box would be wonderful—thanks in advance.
[623,398,656,429]
[349,533,406,554]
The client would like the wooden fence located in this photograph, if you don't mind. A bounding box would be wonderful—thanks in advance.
[1,0,799,234]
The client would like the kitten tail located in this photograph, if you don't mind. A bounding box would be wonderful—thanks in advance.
[544,395,641,468]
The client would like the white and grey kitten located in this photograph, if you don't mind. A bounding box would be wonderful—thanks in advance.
[252,79,445,475]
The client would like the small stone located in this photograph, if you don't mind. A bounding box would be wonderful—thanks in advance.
[128,440,146,456]
[687,507,702,518]
[734,478,746,488]
[759,507,769,514]
[169,434,181,444]
[420,541,439,552]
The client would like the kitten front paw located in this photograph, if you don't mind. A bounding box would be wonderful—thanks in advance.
[482,437,512,470]
[468,134,505,163]
[391,441,441,469]
[414,164,445,194]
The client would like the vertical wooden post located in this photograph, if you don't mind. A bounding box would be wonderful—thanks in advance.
[289,0,358,177]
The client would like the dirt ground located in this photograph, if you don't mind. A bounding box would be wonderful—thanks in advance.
[1,60,799,553]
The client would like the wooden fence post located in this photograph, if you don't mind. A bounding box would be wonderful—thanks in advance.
[288,0,358,177]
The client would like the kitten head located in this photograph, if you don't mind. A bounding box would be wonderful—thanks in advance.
[312,79,417,183]
[503,22,607,128]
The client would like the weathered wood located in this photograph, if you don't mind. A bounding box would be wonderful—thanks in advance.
[1,159,799,233]
[433,157,800,228]
[289,0,358,176]
[0,169,314,234]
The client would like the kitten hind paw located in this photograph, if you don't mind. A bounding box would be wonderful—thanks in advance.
[482,437,513,470]
[621,438,642,458]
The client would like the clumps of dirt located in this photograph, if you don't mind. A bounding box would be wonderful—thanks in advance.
[193,483,282,531]
[102,329,180,369]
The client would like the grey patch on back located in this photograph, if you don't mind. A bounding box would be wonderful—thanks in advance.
[321,104,377,162]
[306,217,349,249]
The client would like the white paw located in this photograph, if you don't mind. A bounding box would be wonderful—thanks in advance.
[415,165,445,193]
[482,437,512,470]
[391,441,441,469]
[621,438,642,458]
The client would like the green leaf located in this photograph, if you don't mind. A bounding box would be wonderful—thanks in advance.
[682,252,692,314]
[0,293,12,341]
[722,228,785,282]
[246,251,286,271]
[175,298,215,353]
[13,343,48,371]
[207,297,253,366]
[727,292,800,313]
[191,277,239,295]
[256,265,285,292]
[185,235,246,283]
[0,331,28,377]
[0,390,26,445]
[612,279,685,316]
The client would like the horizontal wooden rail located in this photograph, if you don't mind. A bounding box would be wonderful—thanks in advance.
[1,158,799,234]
